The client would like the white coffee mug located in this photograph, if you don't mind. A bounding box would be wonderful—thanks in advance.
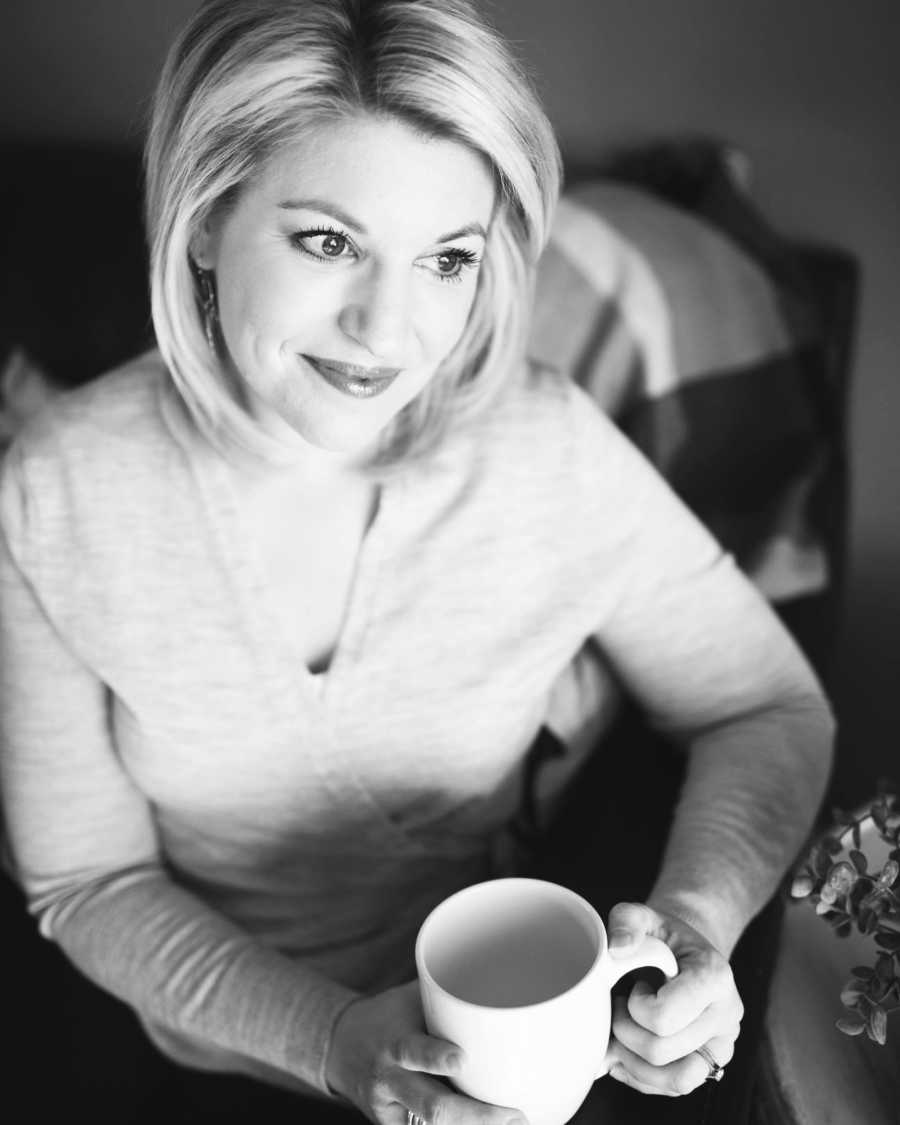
[415,878,678,1125]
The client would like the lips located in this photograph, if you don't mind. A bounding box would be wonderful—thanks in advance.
[303,355,401,399]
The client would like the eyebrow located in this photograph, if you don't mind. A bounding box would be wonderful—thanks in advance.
[277,198,486,242]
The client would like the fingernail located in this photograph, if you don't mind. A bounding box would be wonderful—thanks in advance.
[609,927,635,949]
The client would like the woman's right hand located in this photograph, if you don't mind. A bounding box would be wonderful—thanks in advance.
[325,981,525,1125]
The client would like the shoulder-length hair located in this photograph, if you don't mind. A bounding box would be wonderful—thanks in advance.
[144,0,562,469]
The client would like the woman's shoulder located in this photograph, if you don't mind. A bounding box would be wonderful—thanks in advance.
[0,350,181,546]
[2,350,185,504]
[9,350,171,464]
[469,360,626,471]
[448,360,683,541]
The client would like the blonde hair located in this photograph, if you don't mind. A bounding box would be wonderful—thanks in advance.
[144,0,561,468]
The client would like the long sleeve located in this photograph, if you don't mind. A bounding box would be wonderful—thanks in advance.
[646,694,833,957]
[0,490,356,1096]
[576,392,835,954]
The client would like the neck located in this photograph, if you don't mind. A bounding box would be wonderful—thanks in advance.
[225,424,383,507]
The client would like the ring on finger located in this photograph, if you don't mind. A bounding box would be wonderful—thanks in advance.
[695,1043,725,1083]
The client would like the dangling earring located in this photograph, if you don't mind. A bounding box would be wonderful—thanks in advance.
[190,257,219,356]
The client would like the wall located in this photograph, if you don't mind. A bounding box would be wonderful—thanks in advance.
[2,0,898,801]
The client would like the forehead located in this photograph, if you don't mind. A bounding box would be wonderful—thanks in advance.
[249,113,496,235]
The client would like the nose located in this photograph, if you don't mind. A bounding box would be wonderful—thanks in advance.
[338,265,415,365]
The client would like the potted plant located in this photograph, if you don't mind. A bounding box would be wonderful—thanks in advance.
[790,781,900,1045]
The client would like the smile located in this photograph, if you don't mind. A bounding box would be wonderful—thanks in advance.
[303,355,401,399]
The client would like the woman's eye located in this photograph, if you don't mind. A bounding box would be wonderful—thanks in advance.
[292,229,354,261]
[427,248,482,284]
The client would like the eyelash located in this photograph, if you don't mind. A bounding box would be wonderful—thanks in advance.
[289,226,482,284]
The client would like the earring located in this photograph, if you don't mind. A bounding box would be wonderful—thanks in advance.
[191,258,219,355]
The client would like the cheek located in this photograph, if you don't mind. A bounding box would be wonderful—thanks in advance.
[231,262,299,330]
[217,265,277,345]
[218,260,328,358]
[421,285,480,359]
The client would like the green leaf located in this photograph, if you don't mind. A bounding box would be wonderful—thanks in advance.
[850,881,869,910]
[849,850,868,875]
[853,821,862,850]
[874,932,900,952]
[828,861,860,893]
[836,1017,867,1036]
[869,974,891,1002]
[876,953,895,982]
[791,873,815,898]
[852,965,876,980]
[825,836,844,856]
[867,1006,888,1045]
[820,882,839,904]
[862,888,887,910]
[813,846,832,878]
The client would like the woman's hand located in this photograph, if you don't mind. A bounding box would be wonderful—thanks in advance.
[325,981,525,1125]
[605,902,744,1096]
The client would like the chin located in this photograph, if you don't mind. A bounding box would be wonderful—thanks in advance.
[246,387,392,457]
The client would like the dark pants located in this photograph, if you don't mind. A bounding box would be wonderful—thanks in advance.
[6,715,782,1124]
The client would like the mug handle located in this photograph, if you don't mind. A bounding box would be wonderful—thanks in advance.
[595,935,679,1078]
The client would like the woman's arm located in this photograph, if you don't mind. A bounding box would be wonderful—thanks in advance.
[606,664,833,1097]
[581,399,835,941]
[0,520,357,1095]
[647,690,833,957]
[576,396,835,1094]
[596,516,835,957]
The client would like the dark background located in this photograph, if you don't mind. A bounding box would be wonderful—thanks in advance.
[1,0,898,801]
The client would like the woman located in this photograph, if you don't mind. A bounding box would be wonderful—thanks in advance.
[0,2,833,1123]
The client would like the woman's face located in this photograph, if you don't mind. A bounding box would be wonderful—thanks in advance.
[194,113,496,454]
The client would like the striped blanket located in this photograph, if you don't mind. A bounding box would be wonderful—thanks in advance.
[530,178,828,603]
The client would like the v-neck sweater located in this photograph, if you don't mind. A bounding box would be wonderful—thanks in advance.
[0,351,823,1095]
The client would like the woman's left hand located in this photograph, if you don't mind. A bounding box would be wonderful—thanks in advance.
[605,901,744,1096]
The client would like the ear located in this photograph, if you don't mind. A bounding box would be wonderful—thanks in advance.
[190,215,219,271]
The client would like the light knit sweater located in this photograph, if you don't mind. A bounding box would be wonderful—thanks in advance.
[0,352,823,1095]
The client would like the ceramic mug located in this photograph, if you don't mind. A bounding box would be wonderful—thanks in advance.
[415,877,678,1125]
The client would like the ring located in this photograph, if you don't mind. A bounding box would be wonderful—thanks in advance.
[407,1112,426,1125]
[695,1043,725,1083]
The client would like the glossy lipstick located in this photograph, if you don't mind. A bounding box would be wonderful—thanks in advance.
[303,355,401,399]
